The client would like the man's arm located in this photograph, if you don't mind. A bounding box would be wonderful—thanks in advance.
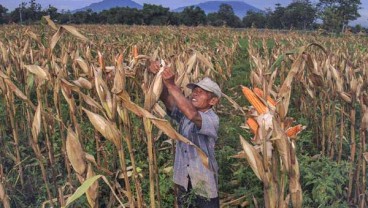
[159,84,176,112]
[161,67,203,128]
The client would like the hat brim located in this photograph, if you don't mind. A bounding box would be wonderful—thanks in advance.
[186,83,215,94]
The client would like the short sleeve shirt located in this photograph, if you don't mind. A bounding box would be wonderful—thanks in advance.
[170,106,219,198]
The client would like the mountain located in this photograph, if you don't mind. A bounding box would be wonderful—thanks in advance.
[174,1,262,18]
[74,0,142,12]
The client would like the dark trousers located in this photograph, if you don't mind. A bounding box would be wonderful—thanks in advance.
[176,177,219,208]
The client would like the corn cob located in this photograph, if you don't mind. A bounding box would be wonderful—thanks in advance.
[246,118,259,134]
[286,124,303,137]
[133,45,138,60]
[253,87,277,106]
[242,86,267,114]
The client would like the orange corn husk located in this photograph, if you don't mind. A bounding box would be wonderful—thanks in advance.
[242,86,267,114]
[133,45,138,59]
[286,124,303,137]
[253,87,277,106]
[246,118,259,134]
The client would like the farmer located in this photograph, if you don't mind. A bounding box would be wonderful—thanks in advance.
[149,60,221,208]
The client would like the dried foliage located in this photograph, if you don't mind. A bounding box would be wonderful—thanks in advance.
[0,21,367,207]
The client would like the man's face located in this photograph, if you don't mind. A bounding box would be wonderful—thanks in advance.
[189,86,218,111]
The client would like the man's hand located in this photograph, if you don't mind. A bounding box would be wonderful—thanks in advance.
[162,66,176,87]
[148,59,160,74]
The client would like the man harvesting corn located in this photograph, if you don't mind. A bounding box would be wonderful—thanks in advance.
[149,61,221,208]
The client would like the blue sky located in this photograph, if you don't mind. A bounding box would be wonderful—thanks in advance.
[1,0,367,26]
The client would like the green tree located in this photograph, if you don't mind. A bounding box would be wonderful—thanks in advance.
[72,9,98,24]
[317,0,361,32]
[217,4,242,27]
[56,10,72,24]
[9,1,44,24]
[266,3,286,29]
[180,6,206,26]
[282,0,316,30]
[0,4,8,24]
[208,4,242,27]
[242,11,266,28]
[45,5,59,20]
[207,12,223,26]
[9,2,27,23]
[142,4,171,25]
[27,0,43,22]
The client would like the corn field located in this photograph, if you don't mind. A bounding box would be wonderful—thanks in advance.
[0,18,367,207]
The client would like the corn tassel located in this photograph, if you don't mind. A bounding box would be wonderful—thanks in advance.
[253,87,277,106]
[242,86,267,114]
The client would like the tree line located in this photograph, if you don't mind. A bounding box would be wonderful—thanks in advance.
[0,0,364,33]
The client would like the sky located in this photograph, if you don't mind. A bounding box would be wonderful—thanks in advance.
[1,0,367,26]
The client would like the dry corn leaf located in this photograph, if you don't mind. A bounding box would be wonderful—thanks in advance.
[276,90,291,120]
[50,27,64,52]
[24,65,49,81]
[186,53,197,73]
[279,54,304,98]
[360,108,368,131]
[111,55,126,94]
[0,78,5,94]
[42,15,58,31]
[0,41,8,63]
[25,29,41,42]
[0,70,9,79]
[272,118,290,171]
[80,92,103,112]
[86,164,99,208]
[0,182,5,200]
[72,77,92,90]
[31,104,42,144]
[339,91,352,103]
[94,67,113,119]
[363,152,368,162]
[221,92,245,115]
[0,182,10,208]
[230,151,246,159]
[4,79,28,101]
[21,40,29,57]
[60,81,77,114]
[83,108,122,149]
[239,135,265,181]
[66,128,86,176]
[75,57,91,76]
[61,25,89,42]
[196,52,214,70]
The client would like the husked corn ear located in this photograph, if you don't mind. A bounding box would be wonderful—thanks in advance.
[286,124,303,137]
[242,86,267,114]
[246,118,259,134]
[253,87,277,106]
[133,45,138,59]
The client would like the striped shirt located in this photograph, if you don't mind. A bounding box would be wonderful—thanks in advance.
[170,106,219,198]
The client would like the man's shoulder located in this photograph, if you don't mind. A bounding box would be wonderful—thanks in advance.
[206,109,219,120]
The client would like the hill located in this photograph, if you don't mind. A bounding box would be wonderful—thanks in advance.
[74,0,142,12]
[173,1,262,18]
